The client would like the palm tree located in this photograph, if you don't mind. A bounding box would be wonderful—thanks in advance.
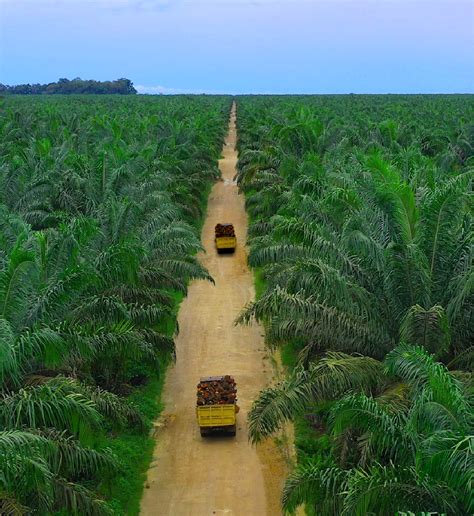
[236,95,473,514]
[0,94,232,512]
[1,429,114,514]
[236,104,472,365]
[276,344,472,515]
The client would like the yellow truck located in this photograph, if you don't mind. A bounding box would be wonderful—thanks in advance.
[196,375,238,437]
[215,223,236,253]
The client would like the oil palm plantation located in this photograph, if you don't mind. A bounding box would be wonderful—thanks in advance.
[277,344,473,515]
[237,111,472,364]
[0,95,231,513]
[236,95,473,514]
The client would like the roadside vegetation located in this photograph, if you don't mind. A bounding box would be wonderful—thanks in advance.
[0,94,231,514]
[236,95,473,515]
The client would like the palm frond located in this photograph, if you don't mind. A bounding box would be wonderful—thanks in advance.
[248,352,385,442]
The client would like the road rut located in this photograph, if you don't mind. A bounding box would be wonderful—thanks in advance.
[140,102,285,516]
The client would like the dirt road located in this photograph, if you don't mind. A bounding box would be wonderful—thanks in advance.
[140,103,285,516]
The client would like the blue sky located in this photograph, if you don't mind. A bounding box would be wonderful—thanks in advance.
[1,0,473,93]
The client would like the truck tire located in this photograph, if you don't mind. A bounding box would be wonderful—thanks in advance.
[200,428,209,437]
[227,425,236,437]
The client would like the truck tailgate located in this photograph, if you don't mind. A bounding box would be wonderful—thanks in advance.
[196,404,236,427]
[215,236,236,249]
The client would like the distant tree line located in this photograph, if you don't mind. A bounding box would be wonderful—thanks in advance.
[0,77,137,95]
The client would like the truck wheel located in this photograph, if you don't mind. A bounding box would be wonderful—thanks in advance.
[200,428,208,437]
[228,425,236,437]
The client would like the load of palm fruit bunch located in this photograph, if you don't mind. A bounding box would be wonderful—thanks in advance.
[215,223,235,237]
[196,375,237,405]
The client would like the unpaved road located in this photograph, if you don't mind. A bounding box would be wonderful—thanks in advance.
[140,103,285,516]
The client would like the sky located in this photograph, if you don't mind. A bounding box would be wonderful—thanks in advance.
[0,0,473,94]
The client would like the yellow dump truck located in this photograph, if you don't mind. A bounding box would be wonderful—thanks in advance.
[215,223,236,253]
[196,375,237,437]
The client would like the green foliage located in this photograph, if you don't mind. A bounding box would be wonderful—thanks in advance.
[237,95,473,363]
[0,94,231,513]
[237,95,473,514]
[275,345,473,515]
[0,77,137,95]
[96,374,165,515]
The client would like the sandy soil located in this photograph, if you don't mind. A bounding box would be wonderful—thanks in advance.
[140,103,286,516]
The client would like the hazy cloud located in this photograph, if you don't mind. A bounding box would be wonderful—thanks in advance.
[135,84,228,94]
